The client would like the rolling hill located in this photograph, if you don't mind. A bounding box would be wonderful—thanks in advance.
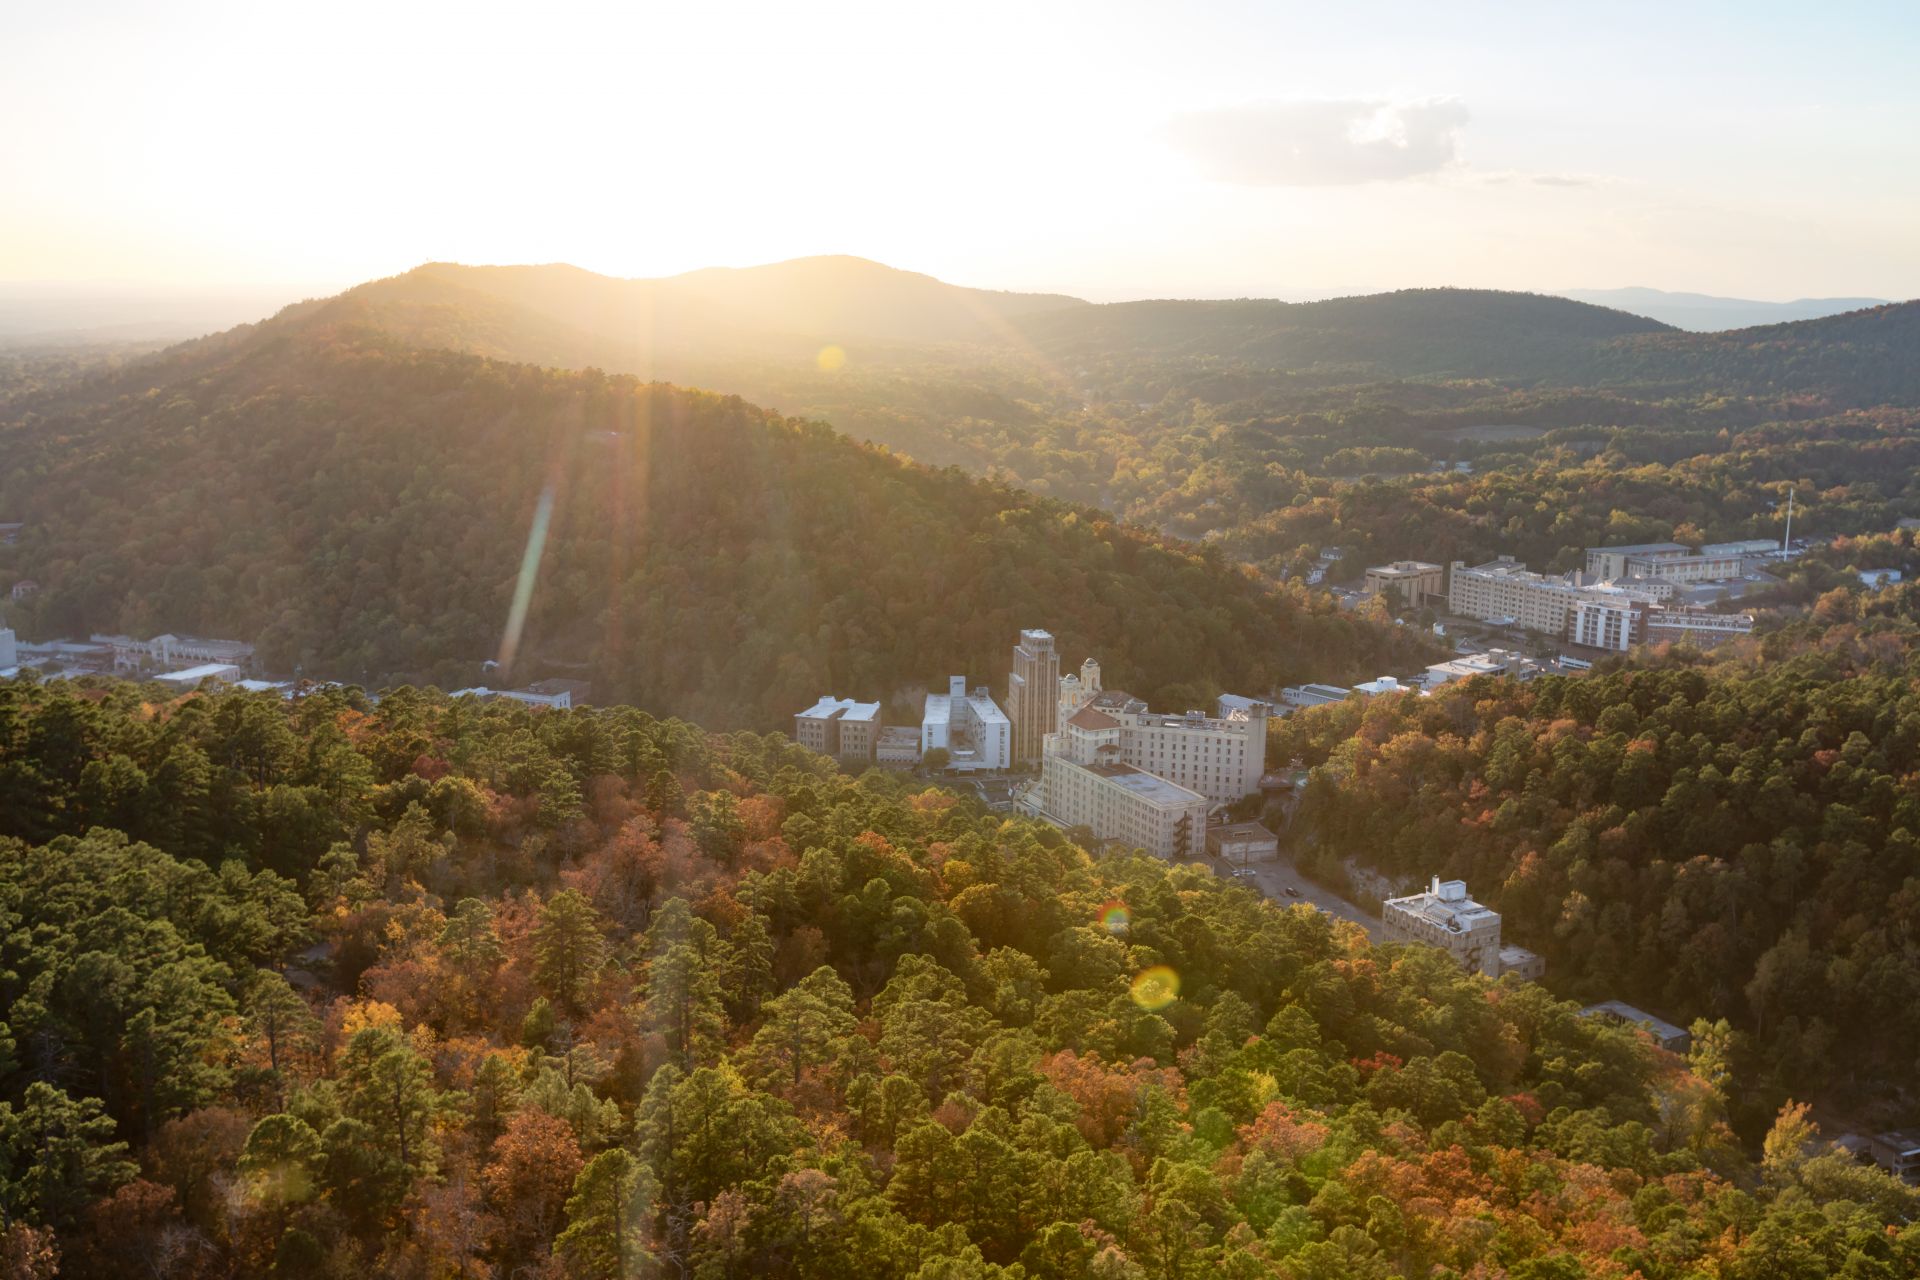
[0,307,1432,725]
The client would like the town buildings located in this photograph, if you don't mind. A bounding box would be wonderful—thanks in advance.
[1448,557,1661,635]
[1362,560,1446,608]
[1642,606,1755,646]
[1006,628,1060,766]
[1380,876,1542,980]
[1038,706,1208,860]
[922,677,1011,772]
[793,696,883,766]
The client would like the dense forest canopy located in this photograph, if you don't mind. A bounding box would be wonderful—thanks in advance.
[1268,644,1920,1119]
[0,319,1435,723]
[0,677,1912,1278]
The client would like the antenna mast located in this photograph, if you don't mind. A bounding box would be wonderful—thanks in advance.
[1782,486,1794,551]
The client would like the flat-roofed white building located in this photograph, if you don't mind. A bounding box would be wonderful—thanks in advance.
[1381,876,1521,977]
[923,676,1011,771]
[1039,708,1208,859]
[1422,650,1541,687]
[1569,593,1648,652]
[1280,683,1353,711]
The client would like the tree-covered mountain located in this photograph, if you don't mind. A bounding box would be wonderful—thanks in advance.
[0,312,1432,724]
[0,678,1912,1277]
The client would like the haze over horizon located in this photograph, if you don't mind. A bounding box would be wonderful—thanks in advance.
[6,0,1918,304]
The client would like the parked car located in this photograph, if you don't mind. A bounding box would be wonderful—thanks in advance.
[1283,886,1302,897]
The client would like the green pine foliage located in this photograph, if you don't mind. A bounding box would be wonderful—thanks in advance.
[0,678,1911,1276]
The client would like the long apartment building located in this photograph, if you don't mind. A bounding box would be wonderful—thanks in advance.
[1006,628,1061,766]
[1449,557,1658,635]
[1053,650,1266,803]
[1038,707,1208,860]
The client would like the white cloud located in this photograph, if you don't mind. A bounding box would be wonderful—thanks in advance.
[1168,98,1470,186]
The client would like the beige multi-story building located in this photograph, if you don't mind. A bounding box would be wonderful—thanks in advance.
[793,696,882,766]
[1007,628,1061,767]
[1363,560,1446,608]
[1449,557,1659,635]
[1039,707,1209,860]
[1107,704,1267,805]
[1381,876,1541,980]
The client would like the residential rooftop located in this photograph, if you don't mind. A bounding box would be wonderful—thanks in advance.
[798,695,881,722]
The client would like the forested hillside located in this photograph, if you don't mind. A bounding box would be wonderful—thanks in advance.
[249,261,1920,557]
[0,317,1433,721]
[1269,644,1920,1117]
[0,677,1913,1278]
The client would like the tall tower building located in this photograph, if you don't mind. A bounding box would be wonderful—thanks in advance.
[1007,628,1060,766]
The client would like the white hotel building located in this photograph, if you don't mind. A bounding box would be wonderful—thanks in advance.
[1039,707,1209,860]
[922,677,1011,772]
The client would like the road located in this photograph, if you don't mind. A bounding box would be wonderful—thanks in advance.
[1210,843,1379,937]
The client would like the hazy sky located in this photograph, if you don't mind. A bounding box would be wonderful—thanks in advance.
[5,0,1917,303]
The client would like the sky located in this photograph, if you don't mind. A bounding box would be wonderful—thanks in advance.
[4,0,1918,305]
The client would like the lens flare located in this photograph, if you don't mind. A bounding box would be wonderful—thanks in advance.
[817,344,847,372]
[1130,965,1180,1011]
[1099,899,1130,935]
[497,483,555,675]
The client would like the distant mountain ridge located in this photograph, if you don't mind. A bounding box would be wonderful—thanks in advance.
[1561,286,1889,332]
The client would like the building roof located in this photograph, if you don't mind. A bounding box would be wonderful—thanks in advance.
[798,695,880,721]
[1208,821,1276,843]
[1085,760,1207,807]
[155,663,241,684]
[1580,1000,1689,1045]
[1590,542,1690,557]
[1089,689,1148,714]
[1385,879,1501,932]
[1066,706,1120,731]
